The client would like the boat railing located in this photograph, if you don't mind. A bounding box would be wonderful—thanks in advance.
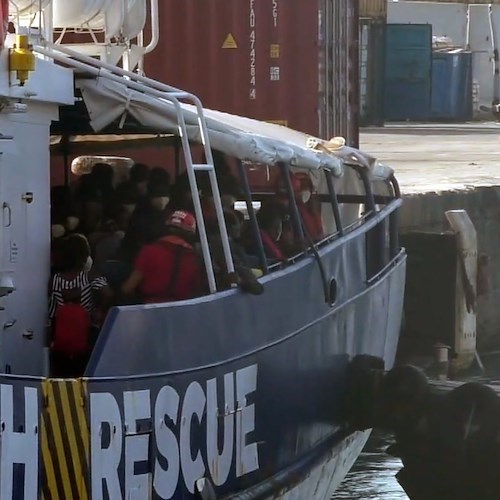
[34,41,235,293]
[11,0,159,72]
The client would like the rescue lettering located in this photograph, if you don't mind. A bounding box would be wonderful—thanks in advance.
[90,364,259,499]
[0,384,38,499]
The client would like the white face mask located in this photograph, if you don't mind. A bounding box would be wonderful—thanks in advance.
[66,216,80,231]
[123,204,136,215]
[152,196,170,211]
[51,224,65,240]
[115,230,125,240]
[84,256,93,273]
[301,191,311,204]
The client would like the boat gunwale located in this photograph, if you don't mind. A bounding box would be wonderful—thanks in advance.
[85,249,406,382]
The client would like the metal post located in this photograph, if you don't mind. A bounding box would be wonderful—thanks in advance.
[62,135,70,188]
[389,174,401,258]
[352,165,376,213]
[236,160,268,274]
[278,162,305,244]
[174,137,180,181]
[325,170,343,236]
[349,0,360,148]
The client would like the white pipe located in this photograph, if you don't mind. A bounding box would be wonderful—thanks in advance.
[465,4,471,48]
[137,30,145,74]
[43,0,53,43]
[488,4,500,104]
[42,40,184,93]
[9,1,21,30]
[144,0,159,54]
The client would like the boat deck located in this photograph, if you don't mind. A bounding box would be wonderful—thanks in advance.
[360,123,500,195]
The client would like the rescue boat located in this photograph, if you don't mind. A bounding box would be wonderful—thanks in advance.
[0,1,406,498]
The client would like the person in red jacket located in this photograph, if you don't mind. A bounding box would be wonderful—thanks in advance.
[121,210,205,303]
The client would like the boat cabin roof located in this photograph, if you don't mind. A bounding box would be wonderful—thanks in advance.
[51,75,393,183]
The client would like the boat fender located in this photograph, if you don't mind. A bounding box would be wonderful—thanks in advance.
[378,365,429,434]
[343,354,385,430]
[195,477,217,500]
[437,383,500,456]
[395,383,500,500]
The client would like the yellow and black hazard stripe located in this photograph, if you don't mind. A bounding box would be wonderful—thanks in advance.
[41,379,90,500]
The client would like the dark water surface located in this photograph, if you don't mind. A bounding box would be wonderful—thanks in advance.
[333,432,408,499]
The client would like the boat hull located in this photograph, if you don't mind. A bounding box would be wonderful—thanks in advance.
[81,230,406,499]
[230,430,371,499]
[0,220,406,499]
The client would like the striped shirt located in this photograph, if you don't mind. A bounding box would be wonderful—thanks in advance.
[48,271,107,320]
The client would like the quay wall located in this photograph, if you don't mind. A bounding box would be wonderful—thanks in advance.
[399,186,500,349]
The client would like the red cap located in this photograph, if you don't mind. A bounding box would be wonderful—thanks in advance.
[167,210,196,233]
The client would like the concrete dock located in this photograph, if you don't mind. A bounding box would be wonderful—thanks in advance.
[360,124,500,350]
[360,123,500,194]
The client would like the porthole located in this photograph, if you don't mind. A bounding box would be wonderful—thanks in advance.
[329,278,338,305]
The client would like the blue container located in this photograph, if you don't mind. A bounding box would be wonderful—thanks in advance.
[384,24,432,121]
[430,51,473,121]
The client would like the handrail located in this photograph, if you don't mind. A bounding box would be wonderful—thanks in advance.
[34,43,235,292]
[325,170,343,236]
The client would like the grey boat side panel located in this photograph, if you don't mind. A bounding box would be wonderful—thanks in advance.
[230,430,371,500]
[88,230,381,378]
[84,259,405,498]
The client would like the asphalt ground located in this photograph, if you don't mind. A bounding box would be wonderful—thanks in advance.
[360,123,500,194]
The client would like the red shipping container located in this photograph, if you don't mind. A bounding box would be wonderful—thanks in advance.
[143,0,359,145]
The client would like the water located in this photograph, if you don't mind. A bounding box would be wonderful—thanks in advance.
[333,432,408,499]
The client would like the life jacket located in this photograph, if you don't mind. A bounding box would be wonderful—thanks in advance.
[260,230,285,261]
[141,236,203,303]
[52,293,91,357]
[299,203,324,242]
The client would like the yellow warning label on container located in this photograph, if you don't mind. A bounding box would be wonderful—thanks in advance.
[270,44,280,58]
[222,33,238,49]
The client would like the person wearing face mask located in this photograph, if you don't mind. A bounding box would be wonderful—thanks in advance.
[129,162,150,198]
[119,182,172,263]
[93,219,126,274]
[48,233,113,377]
[64,211,81,235]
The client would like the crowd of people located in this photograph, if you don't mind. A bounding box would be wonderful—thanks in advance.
[48,155,323,376]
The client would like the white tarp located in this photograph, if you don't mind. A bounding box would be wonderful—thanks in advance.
[76,76,399,231]
[77,77,343,173]
[77,76,392,181]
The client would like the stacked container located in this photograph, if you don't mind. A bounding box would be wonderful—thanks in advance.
[143,0,360,146]
[359,0,387,126]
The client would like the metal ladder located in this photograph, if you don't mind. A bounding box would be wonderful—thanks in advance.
[34,41,235,294]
